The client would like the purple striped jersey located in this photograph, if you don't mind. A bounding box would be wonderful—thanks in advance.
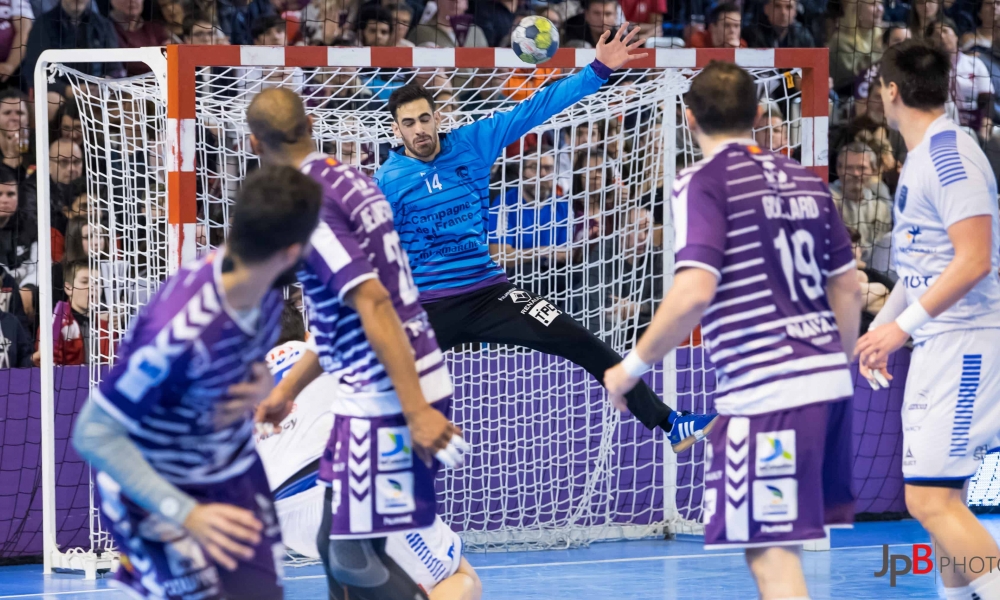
[298,153,450,406]
[92,252,283,485]
[673,140,855,415]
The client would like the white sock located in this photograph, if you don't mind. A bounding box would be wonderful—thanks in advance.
[970,568,1000,600]
[942,585,973,600]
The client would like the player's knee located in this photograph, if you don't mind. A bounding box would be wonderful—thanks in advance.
[905,485,962,524]
[465,565,483,600]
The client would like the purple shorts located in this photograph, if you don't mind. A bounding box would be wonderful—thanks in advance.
[703,399,855,549]
[319,398,451,539]
[100,458,284,600]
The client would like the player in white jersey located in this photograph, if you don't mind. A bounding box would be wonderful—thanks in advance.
[255,305,478,598]
[605,62,863,600]
[857,40,1000,600]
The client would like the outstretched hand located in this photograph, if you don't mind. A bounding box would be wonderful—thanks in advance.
[595,22,649,71]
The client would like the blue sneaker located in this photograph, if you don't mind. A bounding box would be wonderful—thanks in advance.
[667,411,718,453]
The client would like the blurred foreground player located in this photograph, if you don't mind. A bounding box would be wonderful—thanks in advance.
[71,166,322,599]
[256,307,481,599]
[248,88,478,600]
[604,62,863,600]
[857,40,1000,600]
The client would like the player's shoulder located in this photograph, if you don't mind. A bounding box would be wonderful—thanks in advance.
[126,255,223,350]
[921,121,992,186]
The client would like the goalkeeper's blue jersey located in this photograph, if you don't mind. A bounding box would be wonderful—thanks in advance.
[374,61,610,302]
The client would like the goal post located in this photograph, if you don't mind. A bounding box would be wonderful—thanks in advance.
[34,45,829,577]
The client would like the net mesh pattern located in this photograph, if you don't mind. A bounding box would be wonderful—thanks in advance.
[51,61,804,555]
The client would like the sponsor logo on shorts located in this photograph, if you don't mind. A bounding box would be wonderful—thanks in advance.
[752,478,798,522]
[525,298,561,326]
[498,289,532,303]
[974,444,990,460]
[760,523,794,533]
[375,473,416,515]
[906,403,928,411]
[706,470,722,482]
[383,515,414,526]
[377,426,413,471]
[755,430,795,477]
[903,446,916,467]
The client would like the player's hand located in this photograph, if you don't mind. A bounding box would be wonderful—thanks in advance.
[858,359,892,390]
[219,362,273,429]
[405,405,468,469]
[183,503,262,571]
[603,363,637,413]
[854,323,908,385]
[254,385,294,428]
[595,22,648,71]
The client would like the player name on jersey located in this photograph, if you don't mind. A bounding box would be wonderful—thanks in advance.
[93,253,283,485]
[298,153,449,405]
[674,141,855,416]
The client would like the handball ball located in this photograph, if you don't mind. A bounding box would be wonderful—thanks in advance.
[511,16,560,65]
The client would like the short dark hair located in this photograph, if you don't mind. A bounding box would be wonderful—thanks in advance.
[387,83,436,120]
[925,16,957,38]
[685,61,758,135]
[0,164,18,186]
[0,88,26,106]
[183,12,216,37]
[357,5,393,32]
[882,22,908,46]
[229,166,321,264]
[879,40,950,110]
[276,299,307,345]
[252,15,286,41]
[64,259,89,289]
[708,2,741,25]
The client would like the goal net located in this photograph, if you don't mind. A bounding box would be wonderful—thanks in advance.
[34,46,828,573]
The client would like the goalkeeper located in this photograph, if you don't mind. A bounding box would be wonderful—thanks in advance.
[375,24,716,450]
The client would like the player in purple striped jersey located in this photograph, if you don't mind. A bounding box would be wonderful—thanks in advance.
[247,89,479,600]
[71,166,322,600]
[604,62,864,599]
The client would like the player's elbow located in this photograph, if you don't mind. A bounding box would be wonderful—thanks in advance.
[966,254,994,284]
[827,270,864,312]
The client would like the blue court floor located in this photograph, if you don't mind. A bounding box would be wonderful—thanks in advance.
[3,516,999,599]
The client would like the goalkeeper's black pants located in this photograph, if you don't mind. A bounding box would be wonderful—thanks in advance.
[422,282,674,432]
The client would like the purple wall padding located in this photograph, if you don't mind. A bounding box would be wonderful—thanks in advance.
[0,350,911,559]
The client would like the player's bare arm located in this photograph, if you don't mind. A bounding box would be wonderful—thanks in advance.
[825,268,864,361]
[603,268,717,409]
[856,214,994,368]
[346,277,466,467]
[256,346,323,425]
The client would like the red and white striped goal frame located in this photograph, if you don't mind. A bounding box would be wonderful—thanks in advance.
[165,45,829,267]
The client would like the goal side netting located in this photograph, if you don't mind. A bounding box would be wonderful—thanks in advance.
[33,46,828,575]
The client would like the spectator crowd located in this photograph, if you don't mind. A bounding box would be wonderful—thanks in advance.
[2,0,996,368]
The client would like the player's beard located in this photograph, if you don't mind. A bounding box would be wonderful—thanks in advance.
[407,134,438,158]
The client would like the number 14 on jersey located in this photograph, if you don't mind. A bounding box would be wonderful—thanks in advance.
[424,174,442,193]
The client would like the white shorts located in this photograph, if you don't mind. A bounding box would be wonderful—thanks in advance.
[274,486,463,592]
[902,328,1000,482]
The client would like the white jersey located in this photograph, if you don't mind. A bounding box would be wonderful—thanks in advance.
[256,341,334,490]
[893,115,1000,342]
